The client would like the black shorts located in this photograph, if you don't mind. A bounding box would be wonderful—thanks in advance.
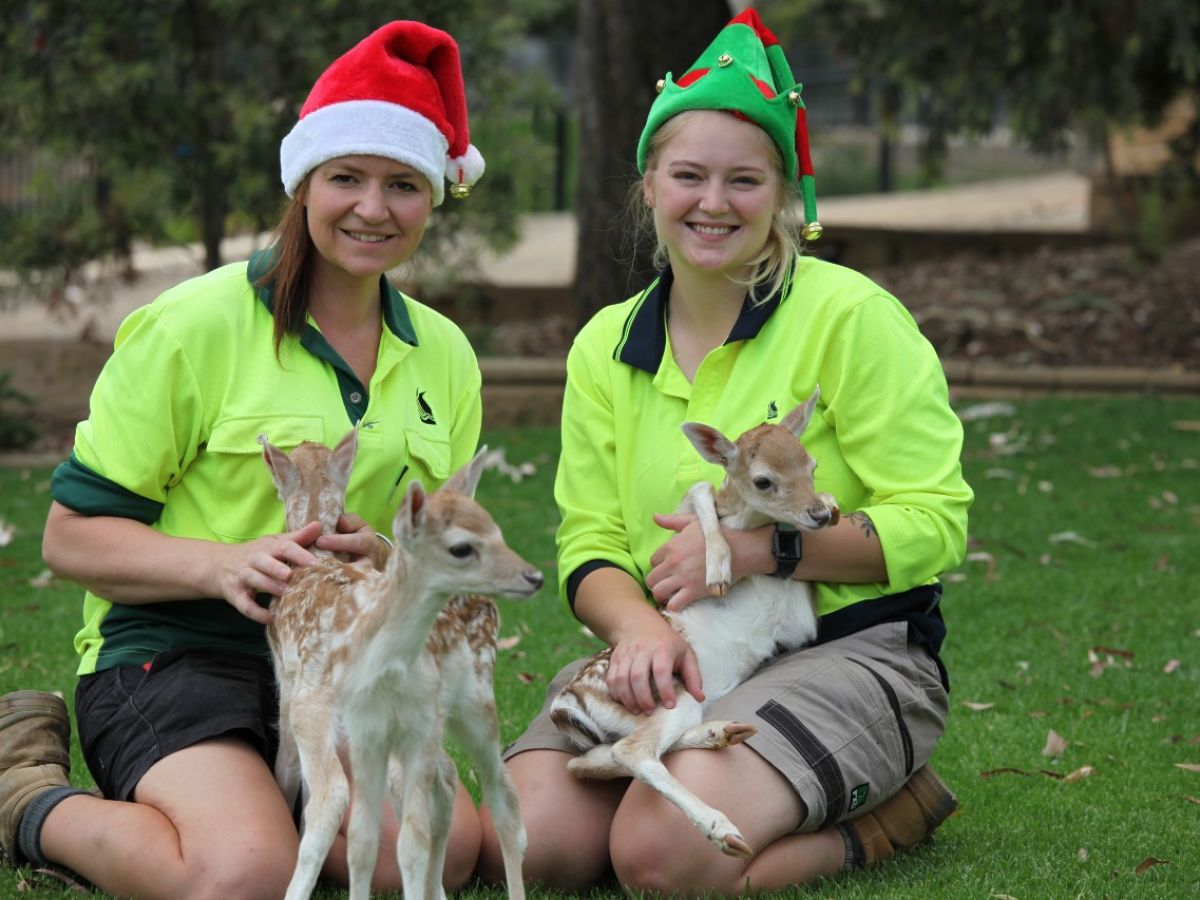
[74,648,280,801]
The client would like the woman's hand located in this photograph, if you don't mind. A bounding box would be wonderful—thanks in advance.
[646,513,718,612]
[315,513,388,568]
[606,617,704,715]
[214,521,322,624]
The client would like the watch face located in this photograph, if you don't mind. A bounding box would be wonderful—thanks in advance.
[774,526,803,562]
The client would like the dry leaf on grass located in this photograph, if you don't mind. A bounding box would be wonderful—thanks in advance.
[1186,796,1200,804]
[1063,765,1095,783]
[28,569,54,589]
[962,701,995,711]
[1043,729,1068,757]
[1135,857,1170,876]
[0,519,14,548]
[966,551,997,580]
[1087,465,1123,478]
[1077,847,1088,862]
[1174,763,1200,773]
[1048,530,1097,548]
[495,635,522,651]
[1163,659,1180,674]
[1173,420,1200,432]
[515,672,538,684]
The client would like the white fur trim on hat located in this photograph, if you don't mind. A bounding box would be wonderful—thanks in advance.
[444,144,485,190]
[280,99,451,205]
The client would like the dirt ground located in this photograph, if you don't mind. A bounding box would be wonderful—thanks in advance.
[490,234,1200,370]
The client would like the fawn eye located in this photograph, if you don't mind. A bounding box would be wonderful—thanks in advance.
[753,477,773,491]
[448,543,475,559]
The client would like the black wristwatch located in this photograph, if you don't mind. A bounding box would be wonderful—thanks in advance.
[771,523,803,578]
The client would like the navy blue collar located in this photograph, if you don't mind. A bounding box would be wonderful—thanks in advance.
[612,266,789,373]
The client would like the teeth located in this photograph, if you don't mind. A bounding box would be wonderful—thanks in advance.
[347,231,389,243]
[692,224,734,235]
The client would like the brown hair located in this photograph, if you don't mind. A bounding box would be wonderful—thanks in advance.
[256,179,316,354]
[633,110,803,305]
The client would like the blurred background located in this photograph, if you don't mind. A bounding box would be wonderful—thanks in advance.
[1,0,1198,450]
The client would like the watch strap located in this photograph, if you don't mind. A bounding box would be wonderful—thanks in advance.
[771,523,802,579]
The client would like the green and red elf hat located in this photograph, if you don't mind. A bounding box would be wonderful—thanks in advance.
[636,8,821,240]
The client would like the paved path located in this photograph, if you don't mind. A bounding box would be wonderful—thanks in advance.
[2,172,1092,344]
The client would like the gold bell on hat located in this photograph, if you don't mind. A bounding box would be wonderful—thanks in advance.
[655,78,665,94]
[801,221,823,241]
[450,183,472,199]
[788,91,802,108]
[718,53,733,67]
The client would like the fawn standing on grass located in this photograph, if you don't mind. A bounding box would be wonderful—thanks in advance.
[260,430,542,900]
[549,387,838,858]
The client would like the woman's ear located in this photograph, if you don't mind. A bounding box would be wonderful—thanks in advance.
[643,178,655,210]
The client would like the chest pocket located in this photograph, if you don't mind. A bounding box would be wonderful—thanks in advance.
[200,415,327,541]
[404,428,453,487]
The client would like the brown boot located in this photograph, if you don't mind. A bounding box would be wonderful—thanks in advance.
[0,691,73,864]
[839,765,958,868]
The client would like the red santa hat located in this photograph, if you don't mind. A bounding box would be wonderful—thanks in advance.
[280,21,485,206]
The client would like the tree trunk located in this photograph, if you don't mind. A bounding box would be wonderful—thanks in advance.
[572,0,732,330]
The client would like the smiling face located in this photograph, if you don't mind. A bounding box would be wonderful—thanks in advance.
[643,110,782,279]
[305,155,434,285]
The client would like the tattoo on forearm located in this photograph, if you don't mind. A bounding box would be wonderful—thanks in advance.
[848,511,878,540]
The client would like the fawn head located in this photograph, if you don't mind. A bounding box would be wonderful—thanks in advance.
[682,386,838,531]
[260,428,358,534]
[392,446,545,598]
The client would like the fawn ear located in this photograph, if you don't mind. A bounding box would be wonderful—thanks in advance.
[442,445,488,497]
[781,385,821,438]
[393,479,427,545]
[681,423,737,468]
[259,436,297,502]
[326,428,359,494]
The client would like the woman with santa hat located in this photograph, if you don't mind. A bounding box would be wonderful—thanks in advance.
[2,21,488,897]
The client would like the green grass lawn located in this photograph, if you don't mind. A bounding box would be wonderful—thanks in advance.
[2,395,1198,897]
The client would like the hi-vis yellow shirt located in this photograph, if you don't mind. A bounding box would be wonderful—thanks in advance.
[52,251,482,674]
[555,257,973,619]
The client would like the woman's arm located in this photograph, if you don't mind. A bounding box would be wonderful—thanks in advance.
[42,501,322,624]
[573,566,704,715]
[646,510,887,612]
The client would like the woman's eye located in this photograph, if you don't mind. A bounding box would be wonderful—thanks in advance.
[448,543,474,559]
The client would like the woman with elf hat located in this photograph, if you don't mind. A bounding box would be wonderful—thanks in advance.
[0,21,490,897]
[478,8,972,893]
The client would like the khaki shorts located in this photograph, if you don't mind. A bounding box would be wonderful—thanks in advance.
[503,620,948,832]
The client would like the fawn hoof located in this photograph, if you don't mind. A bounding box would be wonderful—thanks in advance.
[708,581,731,598]
[722,722,757,745]
[716,831,753,859]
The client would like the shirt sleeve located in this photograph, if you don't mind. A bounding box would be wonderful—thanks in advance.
[51,303,205,520]
[553,334,639,604]
[818,293,973,593]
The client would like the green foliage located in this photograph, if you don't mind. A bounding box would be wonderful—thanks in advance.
[0,372,38,450]
[0,0,573,293]
[4,397,1200,897]
[766,0,1200,179]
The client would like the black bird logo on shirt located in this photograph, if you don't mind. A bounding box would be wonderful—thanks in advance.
[417,390,437,425]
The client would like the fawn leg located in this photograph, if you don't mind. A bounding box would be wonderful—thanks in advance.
[681,482,732,596]
[395,745,445,900]
[674,720,758,750]
[284,702,349,900]
[450,707,528,900]
[610,702,753,859]
[345,740,388,900]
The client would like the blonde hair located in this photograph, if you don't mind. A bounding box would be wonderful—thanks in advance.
[631,110,804,305]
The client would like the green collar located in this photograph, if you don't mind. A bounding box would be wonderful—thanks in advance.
[246,248,418,347]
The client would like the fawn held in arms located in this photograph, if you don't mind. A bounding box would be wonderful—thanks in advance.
[260,430,543,900]
[550,387,838,858]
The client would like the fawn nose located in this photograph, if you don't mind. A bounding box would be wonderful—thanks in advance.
[523,569,545,591]
[808,506,833,528]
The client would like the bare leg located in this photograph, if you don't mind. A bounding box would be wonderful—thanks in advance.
[477,749,627,891]
[38,737,297,900]
[611,743,845,896]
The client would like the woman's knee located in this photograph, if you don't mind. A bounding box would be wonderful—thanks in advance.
[185,838,298,900]
[477,751,621,890]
